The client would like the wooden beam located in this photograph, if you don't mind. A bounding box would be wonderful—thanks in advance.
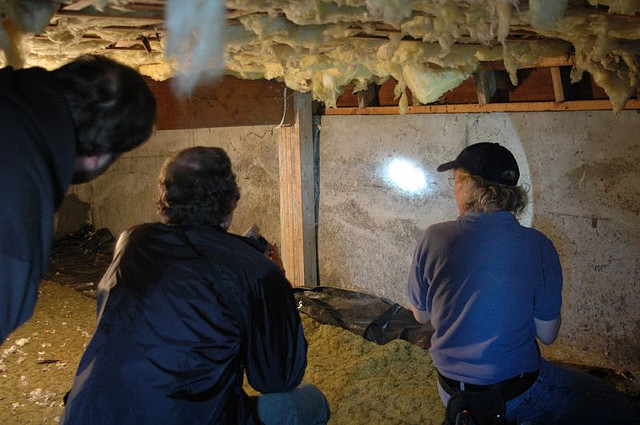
[278,92,317,287]
[146,76,293,129]
[62,0,96,11]
[550,67,565,102]
[54,10,164,24]
[44,25,163,35]
[227,9,257,19]
[508,68,555,101]
[477,55,572,72]
[62,2,166,13]
[475,71,498,106]
[322,99,640,115]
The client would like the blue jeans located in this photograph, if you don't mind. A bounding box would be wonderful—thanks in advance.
[438,358,638,425]
[255,384,330,425]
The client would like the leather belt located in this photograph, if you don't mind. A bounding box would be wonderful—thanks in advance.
[438,369,539,402]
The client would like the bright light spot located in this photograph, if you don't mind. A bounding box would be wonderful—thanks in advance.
[385,158,428,194]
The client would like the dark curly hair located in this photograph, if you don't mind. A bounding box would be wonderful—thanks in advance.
[158,147,241,227]
[53,55,157,156]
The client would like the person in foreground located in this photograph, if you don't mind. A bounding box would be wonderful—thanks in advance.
[0,55,157,343]
[407,142,637,424]
[61,147,330,425]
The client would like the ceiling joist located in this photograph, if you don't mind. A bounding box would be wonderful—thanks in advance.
[1,1,639,114]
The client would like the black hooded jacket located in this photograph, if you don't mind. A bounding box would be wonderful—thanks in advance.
[0,66,76,342]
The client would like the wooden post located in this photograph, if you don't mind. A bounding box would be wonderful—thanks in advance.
[550,66,566,102]
[278,92,317,287]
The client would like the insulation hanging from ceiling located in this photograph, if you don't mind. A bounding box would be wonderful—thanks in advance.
[0,0,639,113]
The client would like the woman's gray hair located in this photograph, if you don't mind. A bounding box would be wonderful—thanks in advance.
[456,169,528,216]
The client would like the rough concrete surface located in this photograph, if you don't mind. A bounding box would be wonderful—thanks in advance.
[70,126,282,247]
[318,111,640,376]
[66,111,639,376]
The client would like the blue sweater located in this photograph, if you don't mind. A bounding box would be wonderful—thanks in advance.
[407,211,562,385]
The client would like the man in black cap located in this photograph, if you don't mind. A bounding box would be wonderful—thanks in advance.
[407,143,637,424]
[0,55,157,343]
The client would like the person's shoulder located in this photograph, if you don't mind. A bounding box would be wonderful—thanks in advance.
[120,222,171,246]
[0,66,52,105]
[5,66,52,90]
[0,65,13,80]
[517,223,557,249]
[127,222,165,236]
[425,219,459,235]
[226,232,269,254]
[222,233,287,276]
[0,65,45,78]
[414,219,459,249]
[183,226,270,263]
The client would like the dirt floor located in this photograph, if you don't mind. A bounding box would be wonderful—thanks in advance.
[0,280,446,425]
[0,281,95,425]
[2,280,638,425]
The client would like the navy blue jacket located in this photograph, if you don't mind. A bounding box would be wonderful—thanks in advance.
[0,66,76,342]
[61,223,307,425]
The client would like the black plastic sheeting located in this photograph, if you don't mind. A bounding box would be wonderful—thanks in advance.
[45,226,436,349]
[41,227,640,407]
[293,287,640,405]
[45,224,115,298]
[294,286,434,349]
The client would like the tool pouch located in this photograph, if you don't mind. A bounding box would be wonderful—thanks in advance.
[443,390,507,425]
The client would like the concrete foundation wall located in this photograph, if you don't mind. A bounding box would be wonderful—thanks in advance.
[318,111,640,374]
[70,126,282,247]
[69,111,639,374]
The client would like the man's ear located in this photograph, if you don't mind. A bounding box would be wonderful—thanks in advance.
[75,153,114,172]
[72,153,119,184]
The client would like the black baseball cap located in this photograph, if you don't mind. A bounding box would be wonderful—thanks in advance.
[437,142,520,186]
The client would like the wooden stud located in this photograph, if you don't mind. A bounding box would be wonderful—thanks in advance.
[278,92,317,287]
[475,71,498,106]
[550,67,565,102]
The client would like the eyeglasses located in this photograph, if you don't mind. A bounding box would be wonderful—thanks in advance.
[448,177,456,187]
